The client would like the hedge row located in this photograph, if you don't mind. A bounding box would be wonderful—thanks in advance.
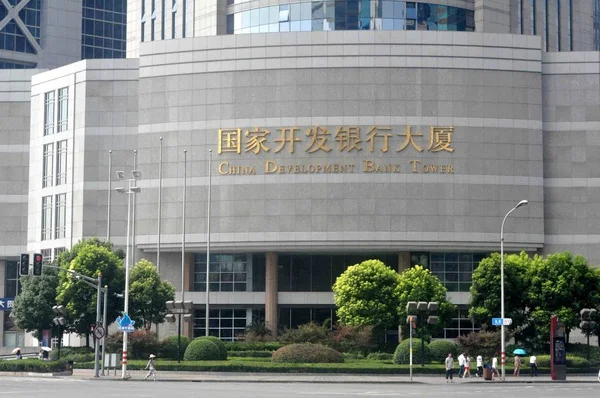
[0,359,67,373]
[223,342,282,352]
[72,359,600,374]
[230,351,273,358]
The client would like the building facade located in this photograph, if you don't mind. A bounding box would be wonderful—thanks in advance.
[0,0,129,351]
[2,0,599,347]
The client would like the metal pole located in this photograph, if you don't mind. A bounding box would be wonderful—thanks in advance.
[107,150,112,242]
[132,150,137,264]
[157,137,163,273]
[500,219,505,381]
[409,317,413,382]
[177,313,182,363]
[205,149,212,336]
[57,325,61,360]
[94,273,102,378]
[500,200,528,381]
[101,285,108,376]
[180,149,187,358]
[122,182,132,379]
[420,313,425,367]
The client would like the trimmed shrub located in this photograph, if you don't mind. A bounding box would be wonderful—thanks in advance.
[428,340,459,362]
[366,352,394,361]
[229,350,273,358]
[272,344,344,363]
[50,346,94,361]
[106,330,160,360]
[184,339,223,361]
[393,338,431,365]
[535,354,591,368]
[0,359,66,373]
[158,335,191,360]
[197,336,227,360]
[224,342,283,352]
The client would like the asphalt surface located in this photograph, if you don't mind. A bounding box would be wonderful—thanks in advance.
[0,377,598,397]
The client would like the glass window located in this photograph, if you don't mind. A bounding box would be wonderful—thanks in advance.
[193,308,248,341]
[291,3,301,21]
[42,143,53,188]
[406,1,416,19]
[278,255,291,291]
[41,196,52,241]
[312,1,324,19]
[301,2,312,20]
[55,193,66,239]
[242,10,251,27]
[260,7,269,25]
[291,255,311,291]
[55,140,67,186]
[44,91,55,136]
[279,6,290,22]
[250,8,260,26]
[4,261,19,298]
[194,253,249,292]
[81,0,127,59]
[311,255,332,291]
[57,87,68,132]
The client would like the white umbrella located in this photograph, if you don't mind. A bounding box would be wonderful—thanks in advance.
[41,346,52,352]
[11,347,21,355]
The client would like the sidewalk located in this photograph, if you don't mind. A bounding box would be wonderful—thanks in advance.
[67,369,599,384]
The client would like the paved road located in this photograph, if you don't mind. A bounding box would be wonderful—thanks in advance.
[0,378,598,398]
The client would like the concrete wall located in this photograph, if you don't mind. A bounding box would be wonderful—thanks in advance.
[542,51,600,265]
[128,32,545,256]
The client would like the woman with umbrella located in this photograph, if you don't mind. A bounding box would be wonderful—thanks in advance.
[12,348,22,360]
[513,348,526,377]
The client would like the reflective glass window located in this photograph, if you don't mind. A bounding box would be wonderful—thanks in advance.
[250,8,260,26]
[260,7,269,25]
[312,1,324,19]
[269,6,279,23]
[291,3,301,20]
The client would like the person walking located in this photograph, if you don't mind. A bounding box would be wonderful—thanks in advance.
[144,354,157,381]
[457,352,465,378]
[463,355,472,378]
[529,353,537,377]
[491,355,499,380]
[513,354,522,377]
[476,354,483,378]
[445,353,455,383]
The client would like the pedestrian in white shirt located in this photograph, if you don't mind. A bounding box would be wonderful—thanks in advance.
[529,354,537,377]
[457,352,465,378]
[463,355,472,378]
[491,355,499,380]
[476,355,483,377]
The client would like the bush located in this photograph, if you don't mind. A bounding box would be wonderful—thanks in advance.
[457,331,501,359]
[366,352,394,361]
[567,343,600,365]
[535,354,591,368]
[106,330,160,360]
[229,350,273,358]
[428,340,459,361]
[393,338,431,364]
[184,337,227,361]
[224,342,282,352]
[279,322,330,345]
[50,346,94,361]
[240,319,272,342]
[0,359,66,373]
[329,325,376,355]
[272,344,344,363]
[158,335,191,360]
[199,336,228,360]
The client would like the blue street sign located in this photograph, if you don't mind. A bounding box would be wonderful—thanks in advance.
[492,318,503,326]
[0,298,15,311]
[116,313,135,332]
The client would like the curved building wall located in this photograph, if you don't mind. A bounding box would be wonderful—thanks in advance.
[133,31,544,253]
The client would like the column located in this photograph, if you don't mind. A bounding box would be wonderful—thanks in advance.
[398,252,410,274]
[265,252,278,340]
[0,261,5,347]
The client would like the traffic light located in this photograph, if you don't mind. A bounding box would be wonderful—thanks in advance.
[19,253,29,276]
[32,253,43,276]
[580,308,597,332]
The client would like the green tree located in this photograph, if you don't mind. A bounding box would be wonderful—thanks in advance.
[469,252,536,344]
[12,268,59,340]
[129,259,175,330]
[396,265,455,340]
[56,239,125,345]
[333,259,401,332]
[527,251,600,344]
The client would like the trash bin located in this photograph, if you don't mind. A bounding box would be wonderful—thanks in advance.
[66,360,73,370]
[483,367,492,380]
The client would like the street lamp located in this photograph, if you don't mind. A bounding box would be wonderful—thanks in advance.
[500,199,528,381]
[165,300,193,362]
[115,169,141,379]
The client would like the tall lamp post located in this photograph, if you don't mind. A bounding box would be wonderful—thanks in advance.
[500,199,528,381]
[115,169,142,379]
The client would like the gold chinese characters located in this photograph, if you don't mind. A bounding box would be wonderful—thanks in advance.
[218,126,455,155]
